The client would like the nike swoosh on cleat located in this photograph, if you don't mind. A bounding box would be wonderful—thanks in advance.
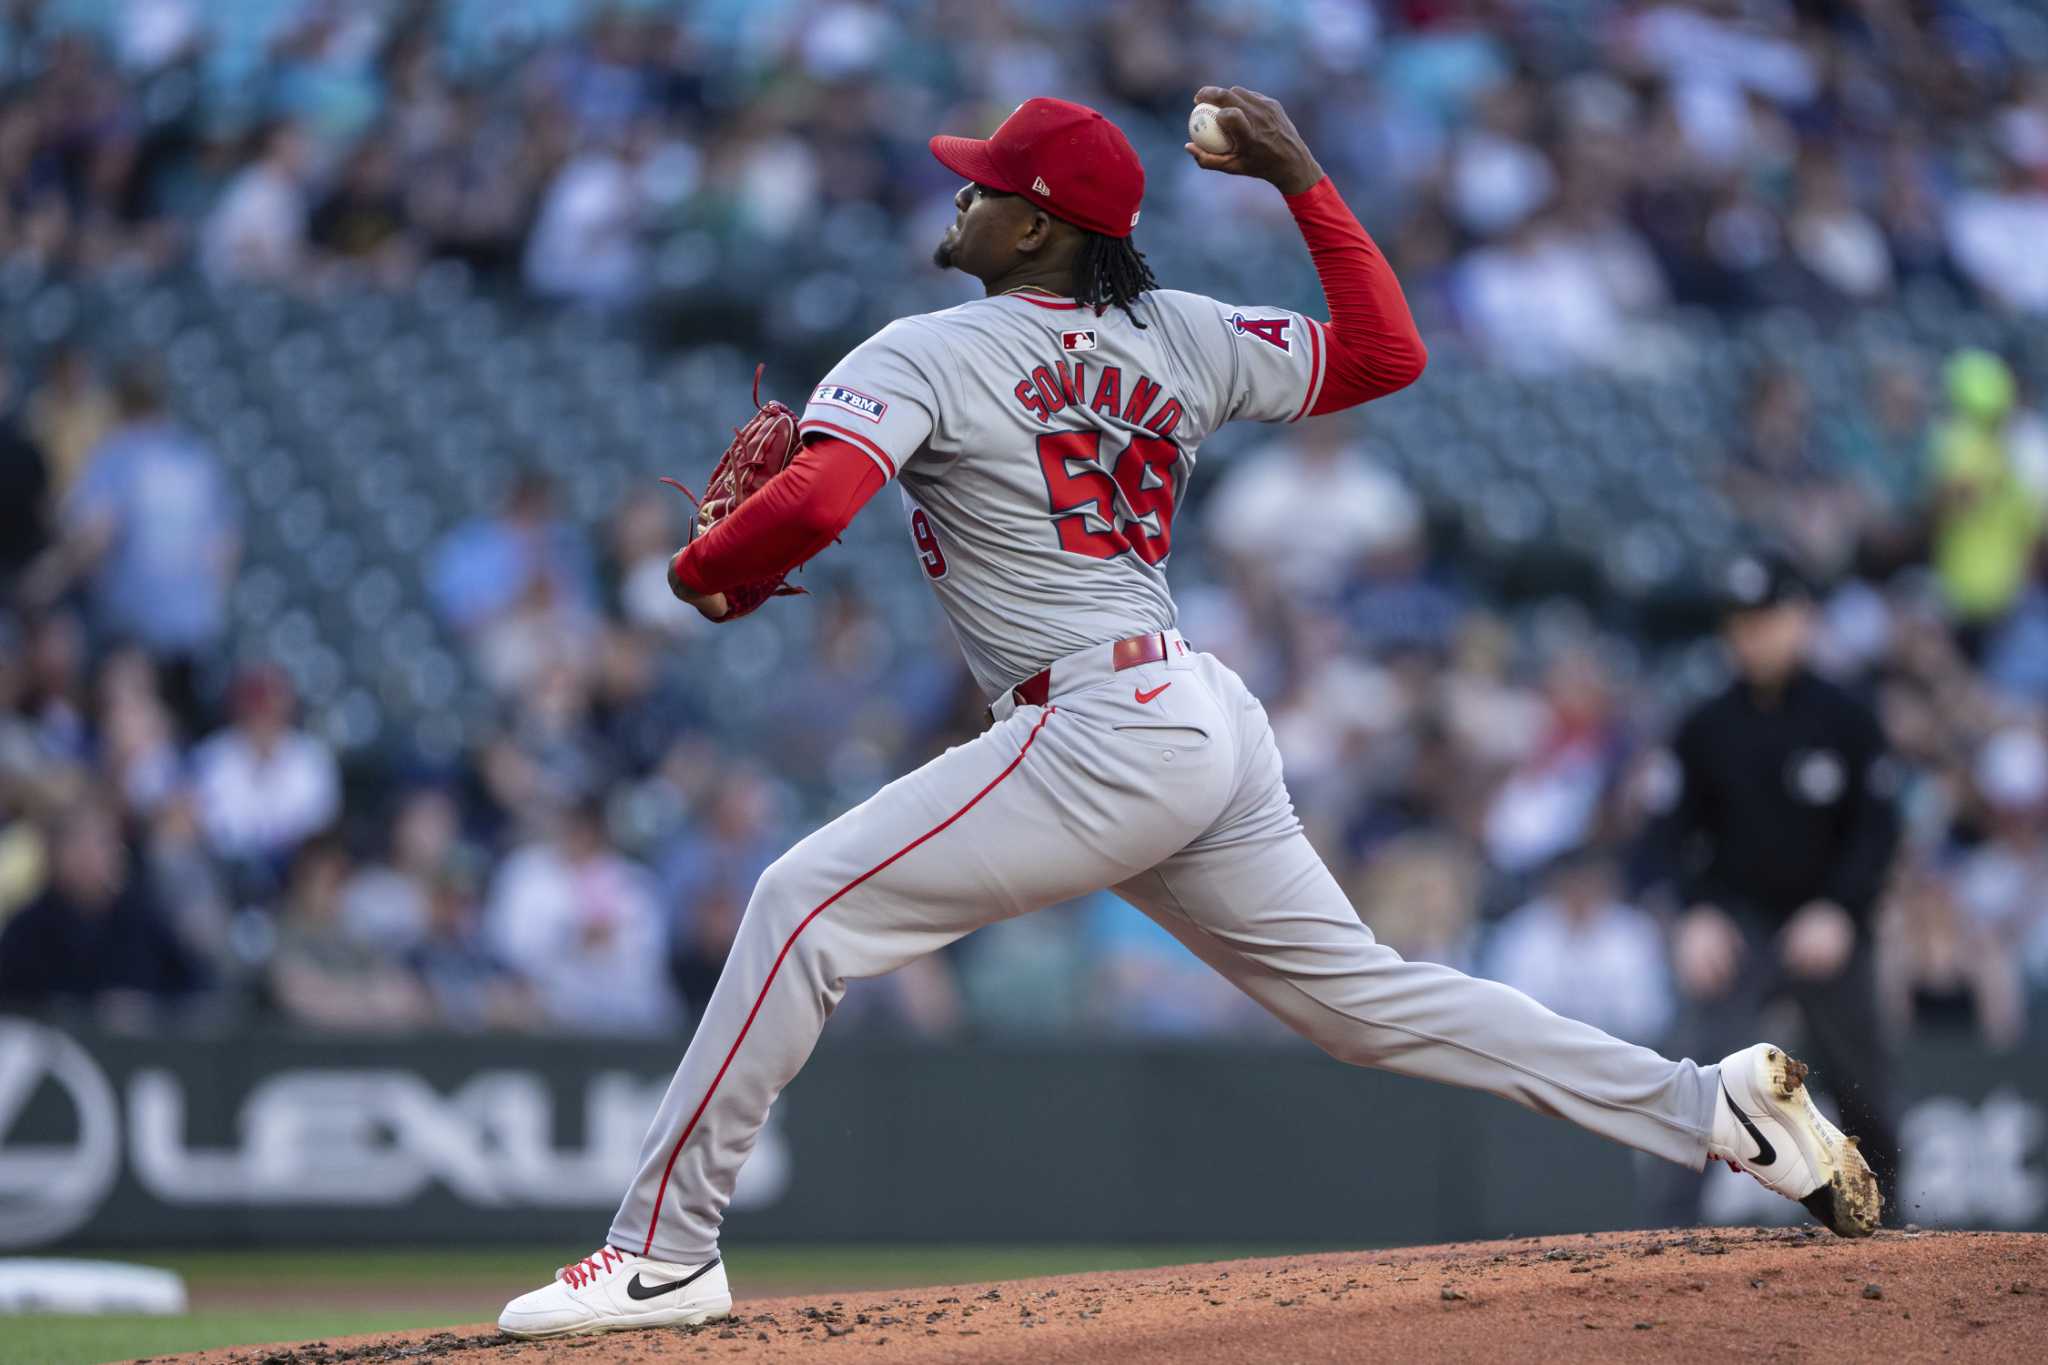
[1722,1084,1777,1167]
[1134,682,1171,704]
[625,1259,721,1301]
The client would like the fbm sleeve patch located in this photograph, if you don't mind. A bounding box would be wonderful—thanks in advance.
[812,384,889,423]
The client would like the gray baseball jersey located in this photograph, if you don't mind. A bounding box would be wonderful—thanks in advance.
[797,289,1329,696]
[607,288,1725,1267]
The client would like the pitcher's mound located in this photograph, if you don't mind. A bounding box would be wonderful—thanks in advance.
[176,1227,2046,1364]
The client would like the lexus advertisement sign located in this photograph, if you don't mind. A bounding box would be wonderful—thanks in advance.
[0,1021,120,1247]
[2,1016,2041,1248]
[0,1018,789,1249]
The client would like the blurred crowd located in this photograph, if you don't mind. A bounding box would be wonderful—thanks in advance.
[4,0,2048,1054]
[7,335,2048,1052]
[4,0,2048,338]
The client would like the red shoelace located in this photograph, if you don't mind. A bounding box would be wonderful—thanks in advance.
[559,1246,630,1289]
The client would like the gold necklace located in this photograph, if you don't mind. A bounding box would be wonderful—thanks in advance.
[997,284,1067,298]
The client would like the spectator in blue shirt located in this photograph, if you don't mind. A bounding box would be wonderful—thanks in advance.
[56,364,240,730]
[427,472,596,634]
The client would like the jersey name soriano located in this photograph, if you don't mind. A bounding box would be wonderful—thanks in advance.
[798,289,1329,698]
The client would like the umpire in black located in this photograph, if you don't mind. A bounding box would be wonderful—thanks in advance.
[1650,551,1902,1222]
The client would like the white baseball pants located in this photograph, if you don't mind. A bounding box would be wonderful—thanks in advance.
[610,632,1717,1260]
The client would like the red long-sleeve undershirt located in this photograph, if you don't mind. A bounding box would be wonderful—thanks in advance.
[1286,175,1428,415]
[670,176,1424,599]
[668,437,885,597]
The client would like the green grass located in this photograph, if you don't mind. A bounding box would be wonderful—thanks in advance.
[139,1241,1295,1290]
[1,1244,1306,1365]
[4,1311,463,1365]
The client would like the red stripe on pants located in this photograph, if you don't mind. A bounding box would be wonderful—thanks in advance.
[638,707,1057,1255]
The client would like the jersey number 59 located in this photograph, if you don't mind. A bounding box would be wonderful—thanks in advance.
[1036,431,1178,565]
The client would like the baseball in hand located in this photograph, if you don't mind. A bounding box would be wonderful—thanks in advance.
[1189,103,1233,155]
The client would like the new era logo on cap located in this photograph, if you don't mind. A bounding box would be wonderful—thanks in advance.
[1032,174,1051,196]
[1061,329,1097,351]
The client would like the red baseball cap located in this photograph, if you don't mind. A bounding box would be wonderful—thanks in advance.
[930,98,1145,240]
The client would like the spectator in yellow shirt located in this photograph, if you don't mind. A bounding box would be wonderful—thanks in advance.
[1931,349,2041,651]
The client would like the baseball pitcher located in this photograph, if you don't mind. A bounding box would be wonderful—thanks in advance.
[499,88,1881,1338]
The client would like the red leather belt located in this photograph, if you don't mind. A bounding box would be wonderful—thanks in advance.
[1009,632,1168,709]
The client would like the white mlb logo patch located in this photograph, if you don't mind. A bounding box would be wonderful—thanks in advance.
[1061,329,1097,352]
[813,383,888,423]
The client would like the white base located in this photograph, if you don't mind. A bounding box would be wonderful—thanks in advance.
[0,1258,189,1315]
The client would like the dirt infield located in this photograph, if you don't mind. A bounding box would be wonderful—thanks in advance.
[168,1228,2046,1365]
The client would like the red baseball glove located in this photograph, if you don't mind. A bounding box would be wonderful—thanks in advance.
[661,364,804,621]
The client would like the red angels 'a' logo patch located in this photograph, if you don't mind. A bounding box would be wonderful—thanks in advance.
[1229,312,1292,352]
[1061,329,1097,352]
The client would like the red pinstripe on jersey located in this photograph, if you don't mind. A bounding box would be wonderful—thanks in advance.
[637,706,1058,1257]
[800,420,898,478]
[1289,318,1326,423]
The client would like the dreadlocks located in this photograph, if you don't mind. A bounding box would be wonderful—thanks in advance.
[1073,232,1159,326]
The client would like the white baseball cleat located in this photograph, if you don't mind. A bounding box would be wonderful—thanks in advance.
[1709,1042,1881,1238]
[497,1246,731,1339]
